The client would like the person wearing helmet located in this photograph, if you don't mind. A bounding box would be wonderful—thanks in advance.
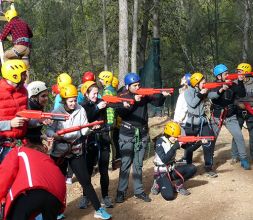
[209,64,250,170]
[151,121,196,200]
[111,76,119,90]
[184,72,225,177]
[0,8,33,68]
[115,72,170,203]
[174,73,191,125]
[0,60,28,163]
[26,81,51,149]
[46,84,112,220]
[51,84,60,97]
[80,80,122,209]
[231,63,253,162]
[54,73,72,110]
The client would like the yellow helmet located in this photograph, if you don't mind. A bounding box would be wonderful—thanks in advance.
[5,9,18,22]
[112,76,119,89]
[57,73,72,88]
[190,72,204,87]
[60,84,78,98]
[81,81,96,95]
[164,121,181,137]
[237,63,252,73]
[98,71,113,85]
[1,59,27,83]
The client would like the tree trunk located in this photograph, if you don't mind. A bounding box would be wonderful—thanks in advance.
[153,0,160,38]
[131,0,139,73]
[214,0,219,64]
[242,0,251,61]
[139,0,150,68]
[118,0,129,86]
[102,0,108,70]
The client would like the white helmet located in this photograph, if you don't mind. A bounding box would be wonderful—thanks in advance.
[27,81,48,98]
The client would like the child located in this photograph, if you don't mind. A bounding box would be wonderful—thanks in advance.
[153,121,196,200]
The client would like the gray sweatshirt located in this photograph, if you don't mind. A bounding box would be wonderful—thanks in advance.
[184,86,220,125]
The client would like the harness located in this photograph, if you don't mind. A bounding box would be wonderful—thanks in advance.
[14,37,31,44]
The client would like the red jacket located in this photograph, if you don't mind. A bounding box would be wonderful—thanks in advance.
[0,147,66,219]
[0,79,28,138]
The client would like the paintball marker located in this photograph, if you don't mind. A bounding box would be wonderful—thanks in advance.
[243,102,253,115]
[102,95,135,105]
[16,110,69,121]
[225,73,253,80]
[135,88,174,96]
[202,82,233,89]
[178,136,215,143]
[57,120,104,135]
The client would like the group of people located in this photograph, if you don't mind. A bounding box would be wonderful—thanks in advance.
[0,5,252,220]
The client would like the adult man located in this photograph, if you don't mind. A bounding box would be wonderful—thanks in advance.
[0,8,33,67]
[0,59,28,163]
[115,72,170,203]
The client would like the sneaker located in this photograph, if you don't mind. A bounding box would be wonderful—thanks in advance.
[205,171,218,178]
[177,187,191,196]
[115,191,125,203]
[230,158,239,165]
[241,159,250,170]
[101,196,113,208]
[134,192,151,202]
[57,213,65,220]
[150,180,160,195]
[94,207,112,220]
[65,177,72,185]
[79,196,90,209]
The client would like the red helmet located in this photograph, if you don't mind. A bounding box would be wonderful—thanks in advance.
[82,71,95,83]
[52,84,60,94]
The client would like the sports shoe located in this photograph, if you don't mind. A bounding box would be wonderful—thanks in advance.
[57,213,65,220]
[176,187,191,196]
[65,177,72,185]
[205,171,218,178]
[241,159,250,170]
[94,207,112,219]
[79,196,90,209]
[134,192,151,202]
[115,191,125,203]
[101,196,113,208]
[150,180,160,195]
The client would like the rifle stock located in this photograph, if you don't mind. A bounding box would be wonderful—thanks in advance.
[57,120,104,135]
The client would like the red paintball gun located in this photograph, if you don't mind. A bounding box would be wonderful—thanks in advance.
[202,82,233,89]
[178,136,215,143]
[57,120,104,135]
[16,110,69,121]
[102,95,135,105]
[225,73,253,80]
[135,88,174,96]
[243,102,253,115]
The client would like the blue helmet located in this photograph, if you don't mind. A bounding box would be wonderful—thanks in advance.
[185,73,191,85]
[124,72,140,86]
[213,64,228,77]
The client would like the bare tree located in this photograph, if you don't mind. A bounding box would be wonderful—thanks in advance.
[118,0,128,86]
[242,0,251,61]
[131,0,139,73]
[102,0,108,70]
[153,0,160,38]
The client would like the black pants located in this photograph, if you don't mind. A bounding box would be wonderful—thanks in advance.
[184,123,215,171]
[7,189,62,220]
[51,155,101,211]
[112,127,121,159]
[85,143,110,198]
[156,164,196,201]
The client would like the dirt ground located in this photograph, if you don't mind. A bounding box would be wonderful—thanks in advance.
[64,116,253,220]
